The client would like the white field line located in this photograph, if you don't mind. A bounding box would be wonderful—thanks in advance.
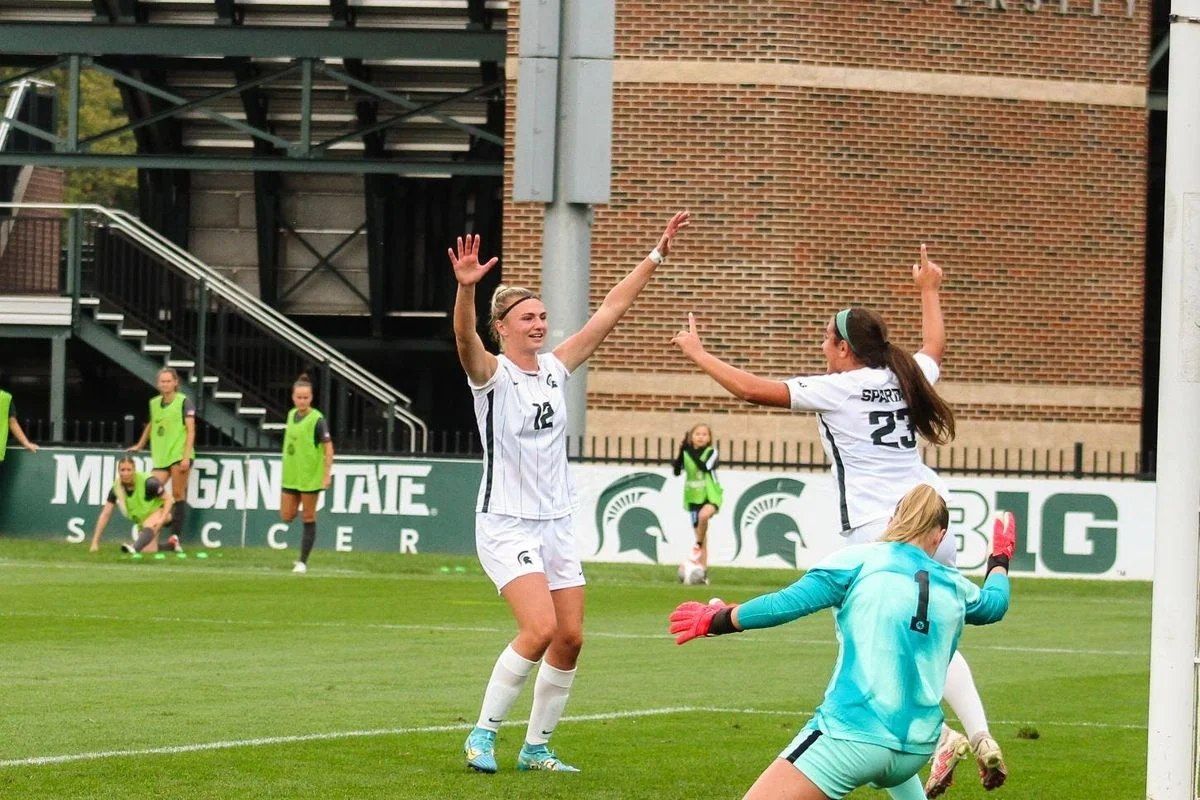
[0,610,1147,657]
[0,558,1155,604]
[0,705,1145,769]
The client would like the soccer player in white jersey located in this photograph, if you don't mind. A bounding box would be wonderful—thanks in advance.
[448,211,691,774]
[670,247,1007,795]
[669,485,1016,800]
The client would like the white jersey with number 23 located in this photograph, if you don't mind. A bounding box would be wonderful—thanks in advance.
[785,351,947,533]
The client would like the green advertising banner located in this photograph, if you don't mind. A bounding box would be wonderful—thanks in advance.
[0,447,1158,580]
[0,447,482,555]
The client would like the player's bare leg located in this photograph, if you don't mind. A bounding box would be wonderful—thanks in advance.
[742,758,829,800]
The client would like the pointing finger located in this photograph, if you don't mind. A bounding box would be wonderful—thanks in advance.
[919,243,929,269]
[688,312,697,335]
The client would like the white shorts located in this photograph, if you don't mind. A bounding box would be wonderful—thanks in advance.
[475,512,586,593]
[842,518,958,567]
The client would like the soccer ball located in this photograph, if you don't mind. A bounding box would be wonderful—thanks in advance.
[677,560,708,586]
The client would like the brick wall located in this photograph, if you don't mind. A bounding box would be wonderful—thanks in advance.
[0,167,65,293]
[502,0,1148,455]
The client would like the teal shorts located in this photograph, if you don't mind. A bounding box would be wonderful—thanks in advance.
[778,725,930,799]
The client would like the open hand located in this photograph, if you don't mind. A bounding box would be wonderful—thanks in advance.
[670,312,704,359]
[447,234,499,287]
[912,243,943,292]
[656,211,691,259]
[668,600,720,645]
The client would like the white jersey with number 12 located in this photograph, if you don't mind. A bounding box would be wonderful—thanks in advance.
[470,352,576,520]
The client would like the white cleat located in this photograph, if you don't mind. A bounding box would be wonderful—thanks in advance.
[292,561,308,574]
[925,726,970,798]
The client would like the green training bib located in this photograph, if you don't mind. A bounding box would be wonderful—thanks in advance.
[282,408,326,492]
[0,390,11,463]
[115,472,164,525]
[149,394,188,469]
[681,446,724,508]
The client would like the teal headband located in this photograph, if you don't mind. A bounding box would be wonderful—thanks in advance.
[835,308,853,348]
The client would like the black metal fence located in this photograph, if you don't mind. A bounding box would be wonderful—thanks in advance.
[83,222,411,450]
[15,420,1157,480]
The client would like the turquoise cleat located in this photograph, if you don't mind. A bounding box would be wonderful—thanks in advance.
[516,744,580,773]
[464,727,497,774]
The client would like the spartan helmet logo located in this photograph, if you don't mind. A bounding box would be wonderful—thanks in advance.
[594,473,667,562]
[546,374,558,389]
[733,478,808,568]
[516,550,534,566]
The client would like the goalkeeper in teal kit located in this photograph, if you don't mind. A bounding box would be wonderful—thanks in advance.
[669,483,1015,800]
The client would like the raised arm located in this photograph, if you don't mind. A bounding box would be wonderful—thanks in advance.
[553,211,690,373]
[448,234,500,386]
[670,313,791,408]
[913,243,946,364]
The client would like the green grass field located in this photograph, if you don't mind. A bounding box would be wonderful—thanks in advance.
[0,539,1150,799]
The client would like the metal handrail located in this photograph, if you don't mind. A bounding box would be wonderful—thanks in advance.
[0,79,50,153]
[0,201,428,449]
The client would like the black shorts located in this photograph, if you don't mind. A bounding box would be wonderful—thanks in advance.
[281,487,323,497]
[688,501,719,528]
[153,460,183,472]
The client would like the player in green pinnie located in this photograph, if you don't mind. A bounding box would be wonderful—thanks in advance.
[129,367,195,544]
[671,422,724,577]
[280,373,334,574]
[89,455,179,553]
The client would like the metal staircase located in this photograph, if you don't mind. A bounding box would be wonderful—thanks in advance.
[0,201,428,452]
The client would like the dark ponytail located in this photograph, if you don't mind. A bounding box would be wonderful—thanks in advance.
[839,307,956,446]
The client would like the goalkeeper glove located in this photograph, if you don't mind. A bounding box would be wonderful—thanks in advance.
[986,511,1016,577]
[668,600,738,645]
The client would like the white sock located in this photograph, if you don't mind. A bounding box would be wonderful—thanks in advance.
[943,651,989,740]
[475,645,537,732]
[524,661,576,746]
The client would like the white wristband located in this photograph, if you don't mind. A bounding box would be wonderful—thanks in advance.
[648,248,664,265]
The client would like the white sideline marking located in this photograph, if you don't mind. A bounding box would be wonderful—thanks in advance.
[0,610,1147,657]
[0,705,1145,768]
[0,558,1156,604]
[0,706,700,768]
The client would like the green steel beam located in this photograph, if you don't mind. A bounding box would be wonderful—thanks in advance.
[0,23,505,61]
[79,61,300,150]
[279,222,369,305]
[0,59,67,91]
[0,153,502,176]
[317,62,503,146]
[312,80,503,154]
[0,113,60,147]
[50,333,66,442]
[89,59,292,150]
[66,55,80,150]
[0,325,69,339]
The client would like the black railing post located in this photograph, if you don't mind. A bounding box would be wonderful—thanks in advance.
[194,283,208,416]
[66,209,82,330]
[385,403,395,453]
[1073,442,1084,479]
[123,413,135,445]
